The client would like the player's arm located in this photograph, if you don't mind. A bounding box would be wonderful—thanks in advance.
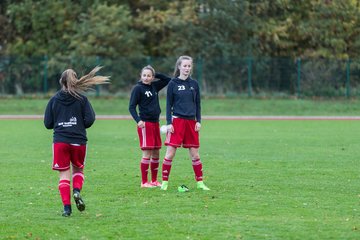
[83,98,96,128]
[44,98,54,129]
[166,81,174,125]
[166,81,175,133]
[154,73,171,90]
[129,87,141,123]
[195,81,201,132]
[195,82,201,124]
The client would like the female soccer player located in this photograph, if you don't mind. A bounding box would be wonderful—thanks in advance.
[44,66,110,217]
[129,65,171,188]
[161,56,210,191]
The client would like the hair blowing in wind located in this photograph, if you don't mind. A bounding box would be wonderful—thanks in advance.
[59,66,110,98]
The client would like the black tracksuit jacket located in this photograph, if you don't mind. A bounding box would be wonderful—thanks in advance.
[129,73,171,123]
[166,77,201,125]
[44,91,95,144]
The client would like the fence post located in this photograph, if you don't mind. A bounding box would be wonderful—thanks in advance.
[346,58,351,98]
[43,55,48,94]
[7,57,12,95]
[297,58,301,97]
[196,57,203,91]
[146,56,152,65]
[95,56,100,97]
[247,57,252,97]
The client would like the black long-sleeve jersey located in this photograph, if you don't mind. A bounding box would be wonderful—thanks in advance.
[166,77,201,125]
[129,73,171,123]
[44,91,95,144]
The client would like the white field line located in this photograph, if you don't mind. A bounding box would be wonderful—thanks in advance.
[1,115,360,120]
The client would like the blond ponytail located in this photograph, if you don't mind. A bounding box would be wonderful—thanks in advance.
[59,66,110,99]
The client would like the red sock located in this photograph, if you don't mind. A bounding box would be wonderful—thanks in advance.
[150,158,160,182]
[192,159,203,181]
[72,172,84,191]
[140,158,150,184]
[58,180,71,205]
[162,158,172,181]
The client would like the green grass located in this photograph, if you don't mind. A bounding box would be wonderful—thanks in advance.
[1,97,360,115]
[1,119,360,239]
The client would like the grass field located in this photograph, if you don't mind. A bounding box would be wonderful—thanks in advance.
[1,98,360,239]
[1,113,360,239]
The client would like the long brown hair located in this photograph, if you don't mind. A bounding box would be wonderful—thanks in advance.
[59,66,110,98]
[173,55,193,77]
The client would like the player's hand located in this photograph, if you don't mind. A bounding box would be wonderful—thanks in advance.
[137,120,145,128]
[195,122,201,132]
[167,124,174,133]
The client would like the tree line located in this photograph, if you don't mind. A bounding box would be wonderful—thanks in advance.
[1,0,359,59]
[0,0,359,96]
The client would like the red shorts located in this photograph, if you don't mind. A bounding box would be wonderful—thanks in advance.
[165,118,199,148]
[52,143,87,171]
[137,121,162,150]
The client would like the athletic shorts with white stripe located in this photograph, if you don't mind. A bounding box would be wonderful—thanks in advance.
[165,117,199,148]
[52,142,87,171]
[137,121,162,150]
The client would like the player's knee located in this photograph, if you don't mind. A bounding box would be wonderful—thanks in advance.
[191,154,200,160]
[142,150,152,158]
[165,147,176,159]
[165,151,176,160]
[189,149,200,160]
[165,153,174,160]
[151,149,160,159]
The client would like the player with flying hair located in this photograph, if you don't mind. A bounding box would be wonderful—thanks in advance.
[161,56,210,191]
[129,65,171,188]
[44,66,110,217]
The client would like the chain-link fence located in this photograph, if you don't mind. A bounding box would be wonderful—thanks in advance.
[0,56,359,97]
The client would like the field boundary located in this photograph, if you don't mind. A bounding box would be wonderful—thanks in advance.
[1,115,360,120]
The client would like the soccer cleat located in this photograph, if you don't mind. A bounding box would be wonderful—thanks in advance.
[197,181,210,191]
[160,181,168,190]
[62,205,72,217]
[141,182,156,188]
[73,190,85,212]
[178,185,189,193]
[150,181,162,187]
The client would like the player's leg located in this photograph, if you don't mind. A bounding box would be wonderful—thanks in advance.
[59,170,72,216]
[161,146,177,190]
[138,123,156,188]
[150,149,161,186]
[72,166,85,211]
[150,122,162,186]
[161,118,185,190]
[140,150,154,188]
[184,120,210,190]
[53,143,72,216]
[188,147,203,181]
[189,148,210,190]
[72,166,84,194]
[70,144,87,211]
